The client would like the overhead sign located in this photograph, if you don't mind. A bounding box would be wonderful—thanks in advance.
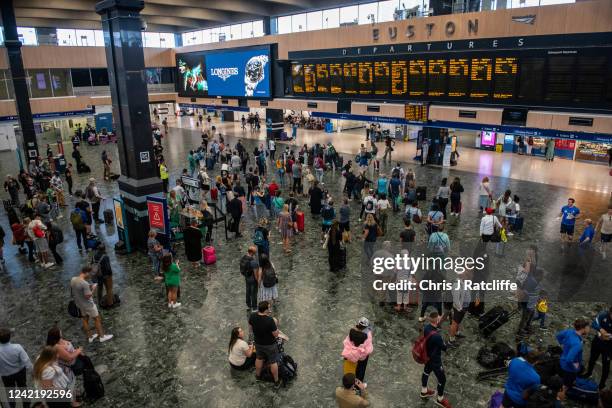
[205,46,271,98]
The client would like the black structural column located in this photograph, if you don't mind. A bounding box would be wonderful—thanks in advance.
[96,0,162,251]
[0,0,39,165]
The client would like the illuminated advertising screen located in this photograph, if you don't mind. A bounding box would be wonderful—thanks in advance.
[480,131,496,147]
[175,52,208,97]
[205,46,271,98]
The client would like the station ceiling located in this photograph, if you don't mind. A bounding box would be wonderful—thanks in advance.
[11,0,365,33]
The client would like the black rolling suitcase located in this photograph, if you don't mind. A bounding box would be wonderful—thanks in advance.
[478,306,519,337]
[416,186,426,201]
[103,209,114,224]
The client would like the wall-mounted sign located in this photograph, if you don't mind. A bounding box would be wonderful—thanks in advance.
[139,151,150,163]
[512,15,536,25]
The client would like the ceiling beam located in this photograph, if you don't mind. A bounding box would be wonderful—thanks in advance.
[144,16,206,30]
[258,0,314,8]
[15,8,100,22]
[145,0,271,16]
[15,18,101,30]
[141,4,232,24]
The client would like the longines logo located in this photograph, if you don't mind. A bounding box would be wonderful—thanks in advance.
[512,15,536,25]
[210,67,239,81]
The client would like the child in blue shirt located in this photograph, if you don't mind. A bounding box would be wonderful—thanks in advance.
[579,219,595,247]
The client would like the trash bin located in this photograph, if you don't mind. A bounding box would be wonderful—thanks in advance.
[495,144,503,153]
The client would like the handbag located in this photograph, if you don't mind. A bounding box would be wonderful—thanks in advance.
[491,228,501,243]
[68,287,82,318]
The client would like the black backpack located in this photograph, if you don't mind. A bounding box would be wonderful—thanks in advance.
[83,368,105,401]
[52,226,64,244]
[525,386,557,408]
[240,255,254,278]
[262,266,278,288]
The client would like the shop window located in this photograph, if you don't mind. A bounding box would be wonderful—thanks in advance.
[378,1,398,23]
[91,68,109,87]
[94,30,105,46]
[307,11,323,31]
[75,30,95,46]
[70,69,92,88]
[322,9,340,29]
[144,32,161,48]
[219,26,231,42]
[159,33,175,48]
[28,69,52,98]
[50,69,72,97]
[241,22,254,38]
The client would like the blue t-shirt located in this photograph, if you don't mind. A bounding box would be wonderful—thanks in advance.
[561,205,580,225]
[504,357,541,405]
[377,178,388,195]
[579,225,595,243]
[389,178,401,195]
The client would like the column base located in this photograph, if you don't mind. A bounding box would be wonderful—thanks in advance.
[118,176,163,252]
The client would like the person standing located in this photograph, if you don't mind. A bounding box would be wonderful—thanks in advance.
[70,266,113,343]
[480,208,502,242]
[227,192,243,238]
[93,244,114,308]
[85,178,104,224]
[4,175,20,206]
[101,150,112,181]
[256,254,278,305]
[584,306,612,390]
[435,178,450,220]
[545,138,556,161]
[341,318,374,382]
[46,221,63,266]
[478,177,492,213]
[362,214,378,261]
[64,163,74,196]
[309,181,324,216]
[558,198,580,247]
[159,159,169,194]
[556,318,590,390]
[420,312,451,408]
[240,246,259,312]
[292,160,303,195]
[596,206,612,260]
[249,301,281,387]
[268,138,276,161]
[449,177,464,217]
[0,327,33,408]
[71,146,82,169]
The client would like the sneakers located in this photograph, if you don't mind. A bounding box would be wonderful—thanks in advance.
[434,398,452,408]
[173,303,182,308]
[88,334,99,343]
[99,334,113,343]
[420,389,435,399]
[507,231,514,236]
[418,316,426,322]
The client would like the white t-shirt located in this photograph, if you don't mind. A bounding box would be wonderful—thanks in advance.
[228,339,250,366]
[479,182,490,196]
[600,213,612,234]
[40,363,71,390]
[377,199,390,211]
[406,206,422,218]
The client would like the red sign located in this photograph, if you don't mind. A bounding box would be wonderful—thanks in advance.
[555,139,576,150]
[147,201,165,232]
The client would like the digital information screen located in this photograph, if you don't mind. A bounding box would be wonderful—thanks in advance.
[405,104,429,122]
[205,46,271,98]
[290,47,612,107]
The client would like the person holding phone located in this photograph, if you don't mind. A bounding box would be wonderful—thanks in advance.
[335,372,369,407]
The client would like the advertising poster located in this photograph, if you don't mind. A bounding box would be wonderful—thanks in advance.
[176,52,208,97]
[480,131,496,147]
[205,47,271,98]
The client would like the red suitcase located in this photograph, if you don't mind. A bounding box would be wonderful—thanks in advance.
[210,187,218,201]
[296,211,305,232]
[202,246,216,265]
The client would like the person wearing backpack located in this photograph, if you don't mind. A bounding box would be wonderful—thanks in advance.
[85,178,104,224]
[256,254,278,306]
[71,201,88,251]
[93,245,114,308]
[501,352,542,408]
[45,221,63,266]
[241,246,259,312]
[419,311,452,407]
[342,318,374,382]
[428,224,450,256]
[321,199,336,243]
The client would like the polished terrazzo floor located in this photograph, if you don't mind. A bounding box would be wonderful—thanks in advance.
[0,117,610,407]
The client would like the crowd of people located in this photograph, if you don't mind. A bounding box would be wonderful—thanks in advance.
[1,113,611,408]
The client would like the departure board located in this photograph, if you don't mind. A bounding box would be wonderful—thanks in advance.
[493,57,518,99]
[574,56,606,102]
[291,64,304,94]
[409,60,427,96]
[405,104,428,122]
[358,62,373,95]
[330,63,343,94]
[469,58,493,98]
[304,64,316,93]
[343,63,358,94]
[448,58,469,97]
[289,46,612,108]
[545,56,575,102]
[374,61,390,95]
[391,60,408,96]
[428,59,447,97]
[316,64,330,94]
[517,57,545,102]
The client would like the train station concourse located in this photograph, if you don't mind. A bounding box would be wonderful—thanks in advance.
[0,0,611,407]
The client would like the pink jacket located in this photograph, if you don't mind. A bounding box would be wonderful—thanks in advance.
[341,331,373,363]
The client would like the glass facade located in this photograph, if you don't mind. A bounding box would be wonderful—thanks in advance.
[181,19,265,46]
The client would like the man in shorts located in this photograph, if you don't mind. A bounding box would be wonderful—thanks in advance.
[249,301,280,387]
[70,266,113,343]
[596,206,612,259]
[558,198,580,248]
